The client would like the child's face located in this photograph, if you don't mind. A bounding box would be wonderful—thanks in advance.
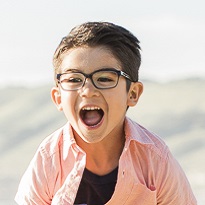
[51,46,142,143]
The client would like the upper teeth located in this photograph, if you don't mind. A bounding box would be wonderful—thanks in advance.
[82,106,101,111]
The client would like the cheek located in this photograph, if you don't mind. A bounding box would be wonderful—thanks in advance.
[60,93,78,117]
[107,88,128,112]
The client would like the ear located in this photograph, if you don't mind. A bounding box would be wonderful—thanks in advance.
[51,87,63,111]
[127,82,143,107]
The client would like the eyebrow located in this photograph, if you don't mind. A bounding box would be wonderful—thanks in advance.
[62,68,80,73]
[62,68,118,73]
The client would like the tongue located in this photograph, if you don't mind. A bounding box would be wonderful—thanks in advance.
[83,110,102,126]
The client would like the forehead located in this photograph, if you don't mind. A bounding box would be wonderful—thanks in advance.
[59,46,122,73]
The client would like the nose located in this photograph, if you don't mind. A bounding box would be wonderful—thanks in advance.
[79,78,100,98]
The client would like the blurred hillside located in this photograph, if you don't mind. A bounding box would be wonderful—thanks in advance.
[0,78,205,204]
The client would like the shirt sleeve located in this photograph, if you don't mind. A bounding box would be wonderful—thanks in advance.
[157,149,197,204]
[15,147,52,205]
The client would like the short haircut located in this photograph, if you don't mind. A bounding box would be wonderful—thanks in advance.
[53,22,141,89]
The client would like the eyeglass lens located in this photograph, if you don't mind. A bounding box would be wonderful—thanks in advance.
[59,70,119,90]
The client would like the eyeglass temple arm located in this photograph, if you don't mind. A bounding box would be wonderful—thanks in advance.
[120,71,132,81]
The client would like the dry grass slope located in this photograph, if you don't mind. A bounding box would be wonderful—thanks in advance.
[0,78,204,204]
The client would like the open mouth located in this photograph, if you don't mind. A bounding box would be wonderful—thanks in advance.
[80,106,104,127]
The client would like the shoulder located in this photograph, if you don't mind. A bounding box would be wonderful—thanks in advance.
[124,117,169,160]
[124,118,197,203]
[37,122,74,160]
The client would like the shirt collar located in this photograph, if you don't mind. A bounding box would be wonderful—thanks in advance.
[63,117,155,150]
[124,117,155,146]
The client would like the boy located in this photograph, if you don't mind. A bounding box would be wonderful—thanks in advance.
[15,22,197,204]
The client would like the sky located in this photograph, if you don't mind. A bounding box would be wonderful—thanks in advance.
[0,0,205,87]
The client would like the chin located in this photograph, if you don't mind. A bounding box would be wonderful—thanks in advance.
[81,134,105,144]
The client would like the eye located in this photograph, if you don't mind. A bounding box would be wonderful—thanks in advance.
[60,73,84,83]
[97,77,114,82]
[67,77,82,83]
[95,71,117,82]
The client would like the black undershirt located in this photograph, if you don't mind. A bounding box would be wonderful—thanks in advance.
[74,167,118,205]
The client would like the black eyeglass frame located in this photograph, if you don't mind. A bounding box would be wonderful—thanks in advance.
[56,68,133,91]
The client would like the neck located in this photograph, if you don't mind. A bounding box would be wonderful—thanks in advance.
[74,126,125,176]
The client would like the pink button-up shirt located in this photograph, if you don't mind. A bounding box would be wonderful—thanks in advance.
[15,117,197,204]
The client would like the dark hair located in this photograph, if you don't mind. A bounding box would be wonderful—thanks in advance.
[53,22,141,89]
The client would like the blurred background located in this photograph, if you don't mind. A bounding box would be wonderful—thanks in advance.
[0,0,205,204]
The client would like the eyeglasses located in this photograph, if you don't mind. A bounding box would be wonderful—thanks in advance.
[56,68,132,91]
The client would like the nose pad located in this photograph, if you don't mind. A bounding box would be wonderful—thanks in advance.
[80,78,99,97]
